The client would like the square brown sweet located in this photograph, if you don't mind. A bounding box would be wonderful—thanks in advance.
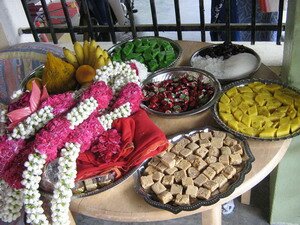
[230,153,243,165]
[157,191,173,204]
[174,170,187,183]
[219,182,230,193]
[175,194,190,206]
[211,189,220,196]
[213,174,228,188]
[186,154,200,163]
[170,184,183,195]
[210,162,225,174]
[203,180,219,192]
[175,138,191,149]
[160,155,176,168]
[208,146,220,157]
[223,165,237,179]
[163,152,176,159]
[197,187,211,200]
[199,139,211,148]
[213,131,227,139]
[186,142,200,151]
[152,171,164,182]
[200,132,212,140]
[174,155,184,165]
[192,157,207,171]
[195,147,209,158]
[203,167,217,180]
[170,144,182,154]
[231,144,243,155]
[155,162,168,173]
[190,133,200,142]
[162,175,175,186]
[205,156,217,164]
[220,146,232,155]
[187,167,200,179]
[144,165,158,175]
[219,155,230,165]
[176,159,192,171]
[148,157,161,167]
[165,167,178,175]
[181,177,194,187]
[223,136,238,146]
[179,148,194,158]
[210,137,224,149]
[151,182,166,195]
[157,150,166,158]
[141,175,154,189]
[194,174,209,187]
[185,185,198,198]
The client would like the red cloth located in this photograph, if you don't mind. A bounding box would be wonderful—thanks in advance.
[76,110,169,181]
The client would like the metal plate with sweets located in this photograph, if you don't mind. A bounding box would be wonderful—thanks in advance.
[107,36,182,73]
[134,127,254,214]
[212,78,300,141]
[41,159,141,198]
[141,67,221,117]
[20,64,44,90]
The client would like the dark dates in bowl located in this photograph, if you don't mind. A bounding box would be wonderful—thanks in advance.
[141,67,221,117]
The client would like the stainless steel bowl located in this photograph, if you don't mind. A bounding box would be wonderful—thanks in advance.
[189,43,261,83]
[141,67,221,117]
[20,64,44,91]
[107,36,182,72]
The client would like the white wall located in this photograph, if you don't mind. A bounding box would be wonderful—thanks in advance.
[0,0,34,49]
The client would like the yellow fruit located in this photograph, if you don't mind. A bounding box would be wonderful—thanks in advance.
[75,65,96,84]
[63,47,79,68]
[26,77,42,91]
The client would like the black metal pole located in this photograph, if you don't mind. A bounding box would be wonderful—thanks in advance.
[225,0,231,43]
[276,0,284,45]
[60,0,76,43]
[81,0,95,40]
[105,0,117,43]
[125,0,137,38]
[20,0,40,42]
[40,0,58,44]
[150,0,159,36]
[250,0,256,44]
[174,0,182,40]
[199,0,205,42]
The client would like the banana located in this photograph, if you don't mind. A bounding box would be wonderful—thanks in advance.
[88,42,97,66]
[63,47,79,68]
[94,55,106,69]
[95,46,104,59]
[83,40,89,64]
[73,41,84,65]
[102,50,109,60]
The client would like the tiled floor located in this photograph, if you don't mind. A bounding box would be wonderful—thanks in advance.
[76,176,272,225]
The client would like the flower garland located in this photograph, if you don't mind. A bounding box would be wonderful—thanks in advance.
[0,104,7,136]
[0,179,23,223]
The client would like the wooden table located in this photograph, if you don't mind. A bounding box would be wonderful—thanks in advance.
[69,41,291,225]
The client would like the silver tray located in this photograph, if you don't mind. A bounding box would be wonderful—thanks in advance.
[141,67,221,117]
[20,64,44,91]
[212,78,300,141]
[189,43,261,83]
[134,127,254,214]
[107,36,182,72]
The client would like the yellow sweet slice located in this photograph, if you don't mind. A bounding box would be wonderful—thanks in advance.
[252,83,266,93]
[228,119,239,131]
[272,121,280,128]
[238,86,253,93]
[276,106,289,113]
[263,119,274,128]
[241,92,256,99]
[241,127,260,136]
[241,114,251,127]
[248,105,258,116]
[294,99,300,110]
[220,94,230,104]
[291,117,300,133]
[269,111,286,122]
[274,91,294,106]
[220,112,235,123]
[276,124,291,137]
[288,106,297,119]
[281,88,299,98]
[259,89,272,97]
[244,99,255,106]
[265,84,282,92]
[218,102,231,113]
[259,127,277,138]
[233,109,243,122]
[279,117,291,125]
[255,95,267,107]
[237,122,248,132]
[251,116,266,129]
[257,106,270,117]
[248,82,264,89]
[226,87,238,97]
[231,95,242,105]
[231,106,238,113]
[266,99,282,111]
[230,100,240,108]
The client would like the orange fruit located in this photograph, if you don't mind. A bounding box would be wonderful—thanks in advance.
[26,77,43,91]
[75,65,96,85]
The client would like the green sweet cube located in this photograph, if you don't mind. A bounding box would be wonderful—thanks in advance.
[149,59,159,72]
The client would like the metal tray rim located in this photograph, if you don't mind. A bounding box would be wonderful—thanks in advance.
[134,126,255,214]
[212,78,300,141]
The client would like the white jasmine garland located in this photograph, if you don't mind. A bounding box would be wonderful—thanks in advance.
[99,102,131,130]
[0,179,23,223]
[0,104,8,136]
[22,152,49,225]
[51,142,80,225]
[11,90,23,100]
[10,106,54,140]
[66,97,98,129]
[129,59,148,83]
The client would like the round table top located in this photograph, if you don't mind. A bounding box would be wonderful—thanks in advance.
[69,41,291,222]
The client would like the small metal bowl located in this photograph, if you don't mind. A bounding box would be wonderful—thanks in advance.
[141,67,221,117]
[134,127,254,214]
[190,43,261,83]
[20,64,44,91]
[107,36,182,73]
